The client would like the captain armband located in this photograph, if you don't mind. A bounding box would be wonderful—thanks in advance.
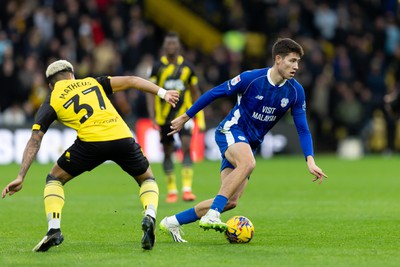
[157,88,167,99]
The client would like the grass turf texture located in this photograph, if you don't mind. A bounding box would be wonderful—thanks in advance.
[0,155,399,267]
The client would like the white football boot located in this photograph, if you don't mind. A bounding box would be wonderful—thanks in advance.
[199,209,228,232]
[159,217,188,243]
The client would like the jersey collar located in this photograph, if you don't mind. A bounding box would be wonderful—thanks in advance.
[161,55,184,65]
[267,68,287,87]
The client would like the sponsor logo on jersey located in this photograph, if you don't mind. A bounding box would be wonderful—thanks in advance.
[252,112,277,122]
[255,95,264,100]
[230,75,241,86]
[164,79,185,91]
[280,98,289,108]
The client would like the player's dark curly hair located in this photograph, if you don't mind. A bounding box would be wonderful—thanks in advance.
[272,38,304,61]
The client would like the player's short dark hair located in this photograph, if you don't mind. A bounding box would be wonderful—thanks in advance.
[165,31,180,40]
[272,38,304,61]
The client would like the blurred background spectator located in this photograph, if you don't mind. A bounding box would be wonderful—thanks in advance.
[0,0,399,154]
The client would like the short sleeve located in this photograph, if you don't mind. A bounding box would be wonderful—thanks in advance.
[32,95,57,133]
[96,76,113,95]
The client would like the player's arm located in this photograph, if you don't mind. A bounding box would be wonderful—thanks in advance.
[146,71,158,128]
[169,82,228,135]
[169,72,250,135]
[291,85,328,184]
[1,130,45,198]
[292,114,328,184]
[188,76,206,131]
[109,76,179,107]
[2,97,56,198]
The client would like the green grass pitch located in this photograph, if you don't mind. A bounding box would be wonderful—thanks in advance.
[1,155,399,267]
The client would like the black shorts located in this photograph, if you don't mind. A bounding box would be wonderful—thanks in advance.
[57,137,149,177]
[160,124,191,144]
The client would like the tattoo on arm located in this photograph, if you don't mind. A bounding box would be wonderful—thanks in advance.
[18,131,43,179]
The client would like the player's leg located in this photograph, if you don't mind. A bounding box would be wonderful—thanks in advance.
[216,142,255,199]
[196,168,249,216]
[113,138,159,250]
[32,164,73,252]
[162,142,178,202]
[160,169,249,242]
[199,130,256,231]
[33,139,105,252]
[180,133,195,201]
[134,168,159,250]
[160,125,178,202]
[134,168,159,222]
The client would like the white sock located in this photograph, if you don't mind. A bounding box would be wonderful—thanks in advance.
[48,219,60,230]
[182,187,192,193]
[145,204,156,219]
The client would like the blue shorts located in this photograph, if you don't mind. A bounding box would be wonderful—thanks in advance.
[215,127,257,171]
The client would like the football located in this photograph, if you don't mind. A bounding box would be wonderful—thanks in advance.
[225,215,255,243]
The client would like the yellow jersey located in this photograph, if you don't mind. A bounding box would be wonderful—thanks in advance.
[150,55,198,126]
[33,76,133,141]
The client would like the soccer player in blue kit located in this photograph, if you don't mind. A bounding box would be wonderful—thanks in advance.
[159,38,328,242]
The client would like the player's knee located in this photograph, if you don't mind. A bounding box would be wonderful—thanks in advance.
[238,158,256,173]
[249,158,256,170]
[141,177,155,184]
[135,176,156,187]
[182,153,193,166]
[163,158,174,172]
[46,174,65,185]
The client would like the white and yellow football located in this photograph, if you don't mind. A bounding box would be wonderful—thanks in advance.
[225,215,255,243]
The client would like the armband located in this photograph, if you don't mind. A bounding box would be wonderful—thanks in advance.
[157,88,167,99]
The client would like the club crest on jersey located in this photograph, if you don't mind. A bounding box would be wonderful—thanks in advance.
[230,75,241,86]
[280,98,289,108]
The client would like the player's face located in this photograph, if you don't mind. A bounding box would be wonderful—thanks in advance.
[163,37,180,57]
[276,52,300,79]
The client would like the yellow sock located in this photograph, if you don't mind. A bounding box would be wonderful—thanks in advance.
[166,173,177,194]
[139,179,159,214]
[44,181,65,226]
[181,167,194,192]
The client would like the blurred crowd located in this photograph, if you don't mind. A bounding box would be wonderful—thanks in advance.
[0,0,399,153]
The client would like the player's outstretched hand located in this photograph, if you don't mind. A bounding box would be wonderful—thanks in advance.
[306,156,328,184]
[2,177,23,198]
[168,113,190,136]
[164,90,179,108]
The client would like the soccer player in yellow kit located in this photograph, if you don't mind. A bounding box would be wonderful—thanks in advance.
[1,60,179,251]
[147,32,205,203]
